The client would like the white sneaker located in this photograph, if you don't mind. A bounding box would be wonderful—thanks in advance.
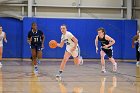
[79,56,83,65]
[0,62,2,68]
[113,63,117,72]
[101,69,106,73]
[136,62,140,66]
[37,60,41,65]
[34,65,38,76]
[0,62,2,66]
[101,65,106,73]
[56,74,62,81]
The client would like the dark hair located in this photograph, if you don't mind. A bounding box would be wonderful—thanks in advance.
[97,27,106,35]
[32,22,37,26]
[31,22,37,30]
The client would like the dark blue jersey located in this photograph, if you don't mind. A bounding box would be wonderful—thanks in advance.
[28,30,44,46]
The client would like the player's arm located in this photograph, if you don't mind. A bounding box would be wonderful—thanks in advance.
[42,34,45,44]
[27,32,32,45]
[4,32,7,43]
[57,41,64,48]
[72,36,78,48]
[41,32,45,48]
[40,31,45,44]
[105,35,115,47]
[41,34,45,48]
[95,35,98,49]
[132,35,138,48]
[95,35,98,53]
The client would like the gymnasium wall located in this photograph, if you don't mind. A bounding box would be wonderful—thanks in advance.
[0,17,137,59]
[0,17,23,58]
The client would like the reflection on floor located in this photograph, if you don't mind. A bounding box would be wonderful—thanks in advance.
[0,60,139,93]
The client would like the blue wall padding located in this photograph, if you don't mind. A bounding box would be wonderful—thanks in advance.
[0,17,137,59]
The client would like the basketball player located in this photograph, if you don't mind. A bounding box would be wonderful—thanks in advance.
[0,25,7,67]
[132,31,140,66]
[95,27,117,73]
[56,24,83,78]
[27,22,45,75]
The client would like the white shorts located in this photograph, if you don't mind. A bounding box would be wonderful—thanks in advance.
[66,45,80,58]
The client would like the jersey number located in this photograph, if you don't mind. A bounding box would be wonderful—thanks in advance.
[34,38,38,42]
[34,37,42,42]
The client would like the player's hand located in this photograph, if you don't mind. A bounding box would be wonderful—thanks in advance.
[42,43,44,49]
[132,44,134,48]
[71,47,76,52]
[96,47,98,54]
[4,39,7,43]
[103,45,109,49]
[138,47,140,52]
[27,38,32,45]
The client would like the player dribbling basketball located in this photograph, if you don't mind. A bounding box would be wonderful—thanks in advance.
[56,24,83,79]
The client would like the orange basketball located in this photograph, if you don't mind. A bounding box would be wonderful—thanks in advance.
[49,40,57,48]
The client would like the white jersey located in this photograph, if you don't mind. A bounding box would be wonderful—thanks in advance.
[61,31,78,47]
[61,31,80,57]
[0,32,5,47]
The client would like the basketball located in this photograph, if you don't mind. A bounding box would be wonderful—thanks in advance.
[49,40,57,48]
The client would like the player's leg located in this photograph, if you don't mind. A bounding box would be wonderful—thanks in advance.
[36,46,42,64]
[100,49,106,73]
[107,49,117,72]
[136,44,140,66]
[73,57,82,65]
[56,51,71,77]
[31,48,38,74]
[0,47,3,66]
[37,50,42,64]
[73,47,83,65]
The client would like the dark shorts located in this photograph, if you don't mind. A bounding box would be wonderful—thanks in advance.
[101,48,113,58]
[30,45,42,51]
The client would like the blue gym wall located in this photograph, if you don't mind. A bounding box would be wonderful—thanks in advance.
[0,17,23,58]
[0,17,137,59]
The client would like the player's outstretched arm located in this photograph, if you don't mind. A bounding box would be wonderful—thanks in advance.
[57,41,64,48]
[95,35,98,53]
[4,32,7,43]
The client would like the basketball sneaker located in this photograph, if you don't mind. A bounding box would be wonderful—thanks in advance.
[0,62,2,66]
[101,65,106,73]
[79,56,83,65]
[0,62,2,68]
[113,63,117,72]
[34,65,38,76]
[56,73,62,81]
[37,59,41,65]
[136,62,140,66]
[101,69,106,73]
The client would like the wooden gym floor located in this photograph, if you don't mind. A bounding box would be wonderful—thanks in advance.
[0,60,139,93]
